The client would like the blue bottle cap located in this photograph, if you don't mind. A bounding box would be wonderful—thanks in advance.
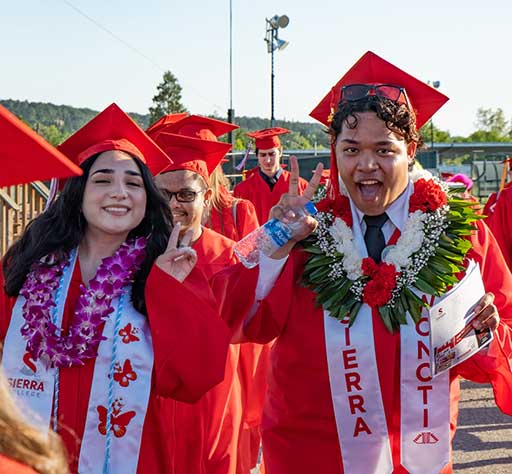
[305,201,318,216]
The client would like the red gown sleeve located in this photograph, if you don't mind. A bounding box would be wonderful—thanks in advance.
[454,220,512,415]
[212,251,299,344]
[145,265,230,403]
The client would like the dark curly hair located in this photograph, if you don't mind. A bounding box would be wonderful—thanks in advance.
[329,95,424,149]
[2,153,172,316]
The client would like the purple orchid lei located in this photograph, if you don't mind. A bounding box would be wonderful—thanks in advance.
[19,236,148,368]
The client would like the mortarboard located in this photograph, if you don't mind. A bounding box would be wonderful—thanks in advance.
[58,103,171,176]
[0,105,82,187]
[309,51,449,129]
[246,127,290,150]
[147,114,238,142]
[155,133,232,181]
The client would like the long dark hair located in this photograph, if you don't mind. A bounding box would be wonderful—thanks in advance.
[3,153,172,315]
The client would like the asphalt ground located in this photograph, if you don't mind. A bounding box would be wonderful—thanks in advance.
[453,380,512,473]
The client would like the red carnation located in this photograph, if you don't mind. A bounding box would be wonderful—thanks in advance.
[409,178,447,213]
[362,261,399,308]
[361,257,379,277]
[363,280,394,307]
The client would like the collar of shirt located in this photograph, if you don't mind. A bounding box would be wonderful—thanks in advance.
[259,167,283,190]
[352,180,413,242]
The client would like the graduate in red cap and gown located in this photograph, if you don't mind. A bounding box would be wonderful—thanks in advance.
[149,115,264,474]
[0,104,81,474]
[147,113,259,242]
[153,130,243,474]
[213,52,512,474]
[482,158,512,217]
[0,103,230,474]
[485,158,512,269]
[233,128,308,224]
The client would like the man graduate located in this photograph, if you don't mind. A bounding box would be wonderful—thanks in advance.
[153,131,243,474]
[233,128,308,224]
[214,52,512,474]
[147,113,259,242]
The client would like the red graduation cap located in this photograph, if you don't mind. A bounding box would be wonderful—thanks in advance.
[147,114,238,142]
[58,103,171,176]
[155,133,232,181]
[309,51,449,129]
[246,127,290,150]
[0,105,82,187]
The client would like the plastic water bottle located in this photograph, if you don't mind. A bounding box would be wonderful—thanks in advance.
[234,201,318,268]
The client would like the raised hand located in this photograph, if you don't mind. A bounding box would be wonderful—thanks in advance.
[156,223,197,282]
[268,156,324,258]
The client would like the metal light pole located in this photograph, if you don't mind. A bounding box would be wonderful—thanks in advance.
[429,80,441,149]
[265,15,289,127]
[227,0,235,151]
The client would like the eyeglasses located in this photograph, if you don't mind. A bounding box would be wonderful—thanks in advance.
[161,189,204,203]
[341,84,411,109]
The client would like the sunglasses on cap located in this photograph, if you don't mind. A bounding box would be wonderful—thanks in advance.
[341,84,411,109]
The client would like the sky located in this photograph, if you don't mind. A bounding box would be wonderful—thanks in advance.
[1,0,512,136]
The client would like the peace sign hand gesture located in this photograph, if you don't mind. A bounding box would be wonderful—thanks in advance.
[268,156,324,259]
[156,223,197,282]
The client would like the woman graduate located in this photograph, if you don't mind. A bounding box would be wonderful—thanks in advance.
[0,103,230,474]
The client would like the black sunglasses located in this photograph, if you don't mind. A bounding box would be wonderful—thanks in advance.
[341,84,411,109]
[161,189,204,203]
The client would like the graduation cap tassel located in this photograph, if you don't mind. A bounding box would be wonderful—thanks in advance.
[235,141,252,171]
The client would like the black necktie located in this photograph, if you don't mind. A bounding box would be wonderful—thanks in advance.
[364,214,388,263]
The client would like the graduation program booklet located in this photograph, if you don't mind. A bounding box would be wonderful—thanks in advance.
[428,260,493,377]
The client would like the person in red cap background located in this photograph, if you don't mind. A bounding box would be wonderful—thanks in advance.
[147,113,259,242]
[233,128,308,225]
[213,51,512,474]
[484,157,512,270]
[483,157,512,216]
[0,105,80,474]
[0,103,230,474]
[149,114,265,474]
[152,130,243,474]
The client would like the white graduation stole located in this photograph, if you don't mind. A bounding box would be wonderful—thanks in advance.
[324,310,394,474]
[323,203,450,473]
[2,250,154,474]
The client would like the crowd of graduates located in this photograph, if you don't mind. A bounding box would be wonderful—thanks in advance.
[0,50,511,474]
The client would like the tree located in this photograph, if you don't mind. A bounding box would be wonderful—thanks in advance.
[148,71,187,125]
[475,107,508,136]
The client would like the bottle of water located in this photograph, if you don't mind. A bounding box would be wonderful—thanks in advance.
[234,201,318,268]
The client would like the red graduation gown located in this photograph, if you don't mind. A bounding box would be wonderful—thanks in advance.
[213,220,512,474]
[206,197,260,241]
[0,261,230,474]
[205,197,270,473]
[233,169,308,224]
[159,227,241,474]
[482,181,512,216]
[486,185,512,269]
